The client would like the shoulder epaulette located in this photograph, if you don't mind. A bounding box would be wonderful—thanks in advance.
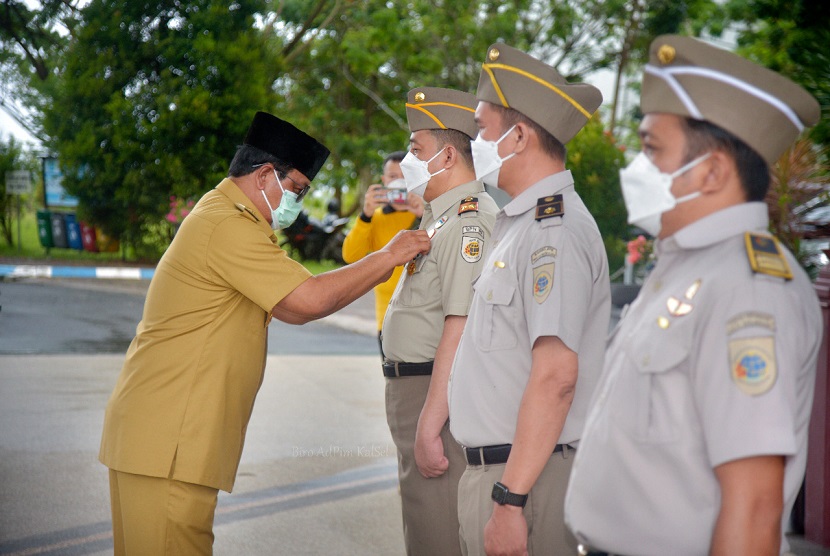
[744,232,793,280]
[458,196,479,215]
[234,202,260,222]
[535,194,564,221]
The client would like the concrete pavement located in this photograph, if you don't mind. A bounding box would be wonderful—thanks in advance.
[0,353,406,556]
[1,266,828,555]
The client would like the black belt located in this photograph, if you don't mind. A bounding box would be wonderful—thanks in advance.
[464,443,573,466]
[382,360,433,378]
[578,545,626,556]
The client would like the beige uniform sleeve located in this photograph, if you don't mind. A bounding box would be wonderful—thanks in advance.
[207,214,311,312]
[435,212,493,317]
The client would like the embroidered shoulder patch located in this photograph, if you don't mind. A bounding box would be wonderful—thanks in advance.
[535,195,564,221]
[744,233,793,280]
[459,197,479,215]
[729,336,777,396]
[532,263,554,304]
[461,236,482,263]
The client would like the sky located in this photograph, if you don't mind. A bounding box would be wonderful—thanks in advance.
[0,109,39,146]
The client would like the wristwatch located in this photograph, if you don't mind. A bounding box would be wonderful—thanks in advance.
[491,481,528,508]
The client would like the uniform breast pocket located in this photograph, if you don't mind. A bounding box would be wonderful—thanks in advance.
[474,274,518,352]
[397,259,434,308]
[631,341,690,443]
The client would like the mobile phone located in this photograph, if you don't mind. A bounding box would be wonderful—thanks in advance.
[386,188,407,204]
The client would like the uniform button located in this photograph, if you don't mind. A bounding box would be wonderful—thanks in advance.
[486,291,493,300]
[642,355,650,367]
[652,280,662,292]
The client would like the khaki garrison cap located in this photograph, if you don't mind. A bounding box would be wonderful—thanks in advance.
[405,87,479,139]
[476,43,602,144]
[642,35,820,165]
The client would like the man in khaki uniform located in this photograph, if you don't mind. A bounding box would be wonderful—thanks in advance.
[382,87,498,555]
[99,112,430,555]
[342,150,424,341]
[565,35,822,556]
[447,44,610,555]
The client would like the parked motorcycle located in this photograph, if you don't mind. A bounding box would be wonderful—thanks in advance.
[280,209,349,264]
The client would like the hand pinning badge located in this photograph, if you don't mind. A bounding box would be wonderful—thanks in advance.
[408,215,449,275]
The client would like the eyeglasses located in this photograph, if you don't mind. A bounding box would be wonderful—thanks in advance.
[252,163,311,201]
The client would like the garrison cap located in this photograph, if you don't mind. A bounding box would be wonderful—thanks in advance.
[476,43,602,144]
[405,87,479,139]
[243,111,330,181]
[642,35,820,165]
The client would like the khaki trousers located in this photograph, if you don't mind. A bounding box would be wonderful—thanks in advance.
[457,450,578,556]
[386,375,465,556]
[108,468,219,555]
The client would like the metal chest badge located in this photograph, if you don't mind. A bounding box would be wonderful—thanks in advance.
[408,215,449,275]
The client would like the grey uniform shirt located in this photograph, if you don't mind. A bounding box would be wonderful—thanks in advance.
[565,202,822,555]
[382,180,497,362]
[449,170,610,448]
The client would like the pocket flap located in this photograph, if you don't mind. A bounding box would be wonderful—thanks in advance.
[632,343,689,374]
[482,283,515,306]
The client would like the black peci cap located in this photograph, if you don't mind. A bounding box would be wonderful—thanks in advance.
[243,112,330,181]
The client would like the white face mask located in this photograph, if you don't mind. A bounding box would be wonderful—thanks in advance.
[619,151,711,237]
[399,147,447,197]
[470,125,517,188]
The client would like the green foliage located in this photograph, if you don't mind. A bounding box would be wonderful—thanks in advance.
[42,0,279,247]
[0,135,41,246]
[566,116,628,271]
[726,0,830,151]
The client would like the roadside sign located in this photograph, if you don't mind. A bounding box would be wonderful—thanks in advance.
[5,170,32,195]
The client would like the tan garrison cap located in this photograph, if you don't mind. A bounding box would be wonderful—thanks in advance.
[476,43,602,144]
[642,35,820,165]
[405,87,478,139]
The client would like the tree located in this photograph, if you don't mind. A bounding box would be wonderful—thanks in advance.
[726,0,830,151]
[0,0,81,141]
[42,0,281,252]
[566,115,628,271]
[0,133,39,246]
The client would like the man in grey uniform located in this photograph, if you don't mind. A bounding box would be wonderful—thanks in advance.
[448,43,610,555]
[382,86,498,555]
[565,35,822,555]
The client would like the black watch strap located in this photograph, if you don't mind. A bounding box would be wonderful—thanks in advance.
[491,481,528,508]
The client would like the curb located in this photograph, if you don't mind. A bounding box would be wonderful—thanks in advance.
[0,264,155,280]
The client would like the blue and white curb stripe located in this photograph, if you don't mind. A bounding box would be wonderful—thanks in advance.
[0,264,155,280]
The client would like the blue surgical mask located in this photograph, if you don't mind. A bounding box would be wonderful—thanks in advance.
[262,170,303,230]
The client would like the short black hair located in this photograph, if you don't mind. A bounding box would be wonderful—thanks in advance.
[489,103,567,163]
[228,144,292,178]
[679,118,770,202]
[384,151,406,166]
[430,129,474,169]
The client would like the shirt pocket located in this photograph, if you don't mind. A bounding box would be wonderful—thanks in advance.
[629,338,690,443]
[397,258,433,308]
[474,273,518,352]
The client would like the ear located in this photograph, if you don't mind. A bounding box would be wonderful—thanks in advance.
[442,144,457,169]
[255,165,271,191]
[698,150,734,195]
[512,122,530,154]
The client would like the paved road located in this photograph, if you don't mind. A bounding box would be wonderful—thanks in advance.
[0,278,379,355]
[0,275,828,555]
[0,276,404,555]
